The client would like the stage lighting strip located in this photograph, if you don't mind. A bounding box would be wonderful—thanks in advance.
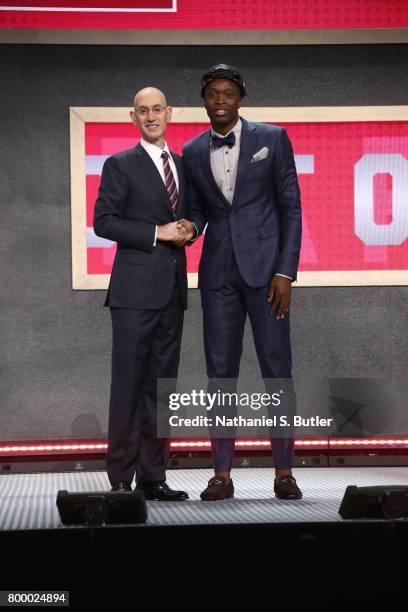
[0,438,408,457]
[329,439,408,448]
[170,439,329,449]
[0,443,108,457]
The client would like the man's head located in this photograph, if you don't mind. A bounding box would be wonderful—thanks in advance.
[200,64,246,134]
[130,87,172,147]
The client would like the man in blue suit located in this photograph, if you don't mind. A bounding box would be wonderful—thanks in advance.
[181,64,303,501]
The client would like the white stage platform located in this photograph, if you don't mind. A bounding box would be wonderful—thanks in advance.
[1,467,408,529]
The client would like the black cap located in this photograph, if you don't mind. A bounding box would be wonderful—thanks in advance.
[200,63,246,98]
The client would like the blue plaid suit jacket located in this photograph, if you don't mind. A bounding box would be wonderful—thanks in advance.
[182,118,302,289]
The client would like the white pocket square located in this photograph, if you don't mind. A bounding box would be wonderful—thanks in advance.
[250,146,269,163]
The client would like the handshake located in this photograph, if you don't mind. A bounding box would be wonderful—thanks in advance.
[156,219,196,247]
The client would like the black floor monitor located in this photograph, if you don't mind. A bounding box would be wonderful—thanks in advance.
[56,489,148,526]
[339,485,408,519]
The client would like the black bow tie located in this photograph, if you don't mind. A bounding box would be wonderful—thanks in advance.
[211,132,236,150]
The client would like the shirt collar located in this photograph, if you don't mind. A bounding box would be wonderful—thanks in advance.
[211,117,242,140]
[140,138,171,162]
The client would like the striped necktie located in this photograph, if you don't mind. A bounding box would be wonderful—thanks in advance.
[161,151,178,216]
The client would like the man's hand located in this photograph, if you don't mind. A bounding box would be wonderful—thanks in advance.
[267,275,292,320]
[176,219,196,242]
[157,221,186,243]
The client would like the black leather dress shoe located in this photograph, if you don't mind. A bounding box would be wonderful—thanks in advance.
[110,481,132,492]
[136,481,188,501]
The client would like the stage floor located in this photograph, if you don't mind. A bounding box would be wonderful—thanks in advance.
[1,466,408,530]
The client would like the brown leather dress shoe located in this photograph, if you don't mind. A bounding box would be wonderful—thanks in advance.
[274,475,303,499]
[200,476,234,501]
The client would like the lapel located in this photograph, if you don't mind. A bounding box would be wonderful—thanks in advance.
[198,118,260,209]
[231,118,260,207]
[171,152,184,220]
[133,143,174,216]
[199,130,232,209]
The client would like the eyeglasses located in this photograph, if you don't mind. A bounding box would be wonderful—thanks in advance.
[133,105,167,117]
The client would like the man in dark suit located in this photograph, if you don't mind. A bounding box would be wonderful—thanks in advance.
[180,64,303,501]
[94,87,188,500]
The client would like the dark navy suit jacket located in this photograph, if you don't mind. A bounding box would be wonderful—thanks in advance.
[93,143,188,310]
[182,118,302,289]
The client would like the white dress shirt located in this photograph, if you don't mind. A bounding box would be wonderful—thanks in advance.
[140,138,179,246]
[210,118,242,204]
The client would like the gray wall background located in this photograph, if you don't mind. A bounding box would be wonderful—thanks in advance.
[1,44,407,441]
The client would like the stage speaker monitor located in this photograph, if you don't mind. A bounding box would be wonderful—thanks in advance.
[56,489,147,526]
[339,485,408,519]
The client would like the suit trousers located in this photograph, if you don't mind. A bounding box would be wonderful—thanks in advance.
[201,255,295,471]
[106,282,184,486]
